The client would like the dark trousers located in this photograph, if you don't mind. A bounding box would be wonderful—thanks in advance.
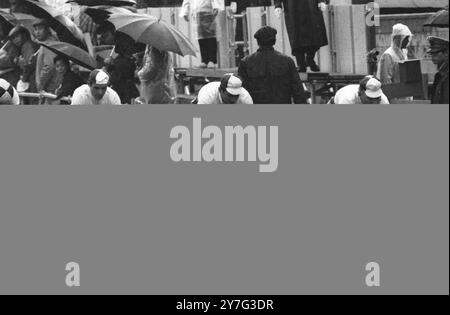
[295,46,320,67]
[198,38,217,64]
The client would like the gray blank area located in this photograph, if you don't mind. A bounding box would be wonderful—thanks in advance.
[0,105,448,295]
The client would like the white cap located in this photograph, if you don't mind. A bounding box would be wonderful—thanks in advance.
[221,74,243,95]
[89,69,110,85]
[364,77,383,98]
[95,70,109,85]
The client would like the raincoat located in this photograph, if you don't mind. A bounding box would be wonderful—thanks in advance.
[137,45,176,104]
[274,0,328,55]
[377,24,413,85]
[179,0,224,39]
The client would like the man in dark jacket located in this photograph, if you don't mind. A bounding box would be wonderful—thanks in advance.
[427,36,449,104]
[274,0,328,72]
[238,26,307,104]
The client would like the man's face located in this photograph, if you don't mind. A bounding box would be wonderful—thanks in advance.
[430,51,448,66]
[34,25,50,41]
[401,36,410,49]
[219,89,240,104]
[90,83,108,101]
[359,91,382,104]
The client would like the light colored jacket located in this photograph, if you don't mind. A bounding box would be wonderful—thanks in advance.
[179,0,224,17]
[377,24,413,84]
[137,45,176,104]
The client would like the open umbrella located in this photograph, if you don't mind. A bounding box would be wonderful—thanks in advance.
[424,8,449,28]
[0,11,35,35]
[39,40,97,70]
[107,12,197,56]
[67,0,137,7]
[23,0,86,48]
[84,5,134,25]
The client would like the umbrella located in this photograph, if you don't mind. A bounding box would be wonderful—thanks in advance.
[107,12,197,56]
[23,0,86,48]
[0,11,35,35]
[424,8,449,28]
[84,5,135,25]
[39,40,97,70]
[67,0,137,7]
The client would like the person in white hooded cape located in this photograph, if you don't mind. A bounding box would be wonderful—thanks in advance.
[377,23,413,85]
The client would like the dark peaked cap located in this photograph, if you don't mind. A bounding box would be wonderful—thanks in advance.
[254,26,277,43]
[427,36,449,53]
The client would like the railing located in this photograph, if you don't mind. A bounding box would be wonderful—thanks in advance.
[18,92,71,104]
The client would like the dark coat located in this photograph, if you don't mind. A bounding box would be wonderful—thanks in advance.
[430,62,449,104]
[56,70,84,100]
[107,54,140,104]
[274,0,328,54]
[238,47,307,104]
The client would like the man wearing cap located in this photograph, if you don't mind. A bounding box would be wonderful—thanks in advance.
[427,36,449,104]
[238,26,307,104]
[0,78,20,105]
[33,18,60,95]
[71,69,121,105]
[331,75,390,104]
[197,74,253,104]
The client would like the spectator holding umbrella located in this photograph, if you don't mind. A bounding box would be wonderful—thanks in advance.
[8,24,39,96]
[137,45,175,104]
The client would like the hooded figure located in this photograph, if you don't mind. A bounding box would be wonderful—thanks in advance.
[377,23,413,85]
